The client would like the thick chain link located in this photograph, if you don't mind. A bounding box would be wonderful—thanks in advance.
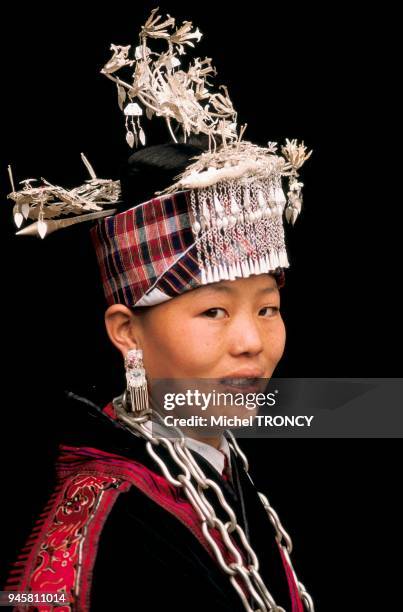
[115,397,314,612]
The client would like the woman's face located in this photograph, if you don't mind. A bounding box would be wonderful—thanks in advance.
[134,273,285,380]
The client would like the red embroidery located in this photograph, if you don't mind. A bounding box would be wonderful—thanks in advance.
[6,473,130,611]
[6,400,303,610]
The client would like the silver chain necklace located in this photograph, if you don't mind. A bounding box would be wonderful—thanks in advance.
[114,394,315,612]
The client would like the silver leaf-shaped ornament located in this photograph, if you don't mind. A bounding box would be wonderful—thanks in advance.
[14,212,23,228]
[285,207,293,224]
[126,130,135,148]
[230,196,239,215]
[257,190,266,209]
[139,129,146,146]
[243,190,251,211]
[38,219,48,239]
[214,195,224,216]
[22,203,30,219]
[145,107,154,120]
[275,187,287,206]
[293,199,302,213]
[117,85,127,110]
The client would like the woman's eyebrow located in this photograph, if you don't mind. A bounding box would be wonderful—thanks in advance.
[258,286,279,294]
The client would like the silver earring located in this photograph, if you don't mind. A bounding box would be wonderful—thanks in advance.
[124,348,149,412]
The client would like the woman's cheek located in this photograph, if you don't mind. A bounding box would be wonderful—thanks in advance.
[272,317,286,361]
[182,323,223,372]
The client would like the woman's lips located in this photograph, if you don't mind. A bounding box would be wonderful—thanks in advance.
[218,377,264,393]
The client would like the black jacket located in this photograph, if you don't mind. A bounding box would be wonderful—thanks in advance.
[6,389,299,612]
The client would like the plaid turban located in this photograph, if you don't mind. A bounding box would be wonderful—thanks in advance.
[90,189,286,308]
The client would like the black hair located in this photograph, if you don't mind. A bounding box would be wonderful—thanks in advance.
[118,133,210,211]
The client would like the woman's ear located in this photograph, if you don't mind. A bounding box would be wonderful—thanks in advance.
[104,304,141,358]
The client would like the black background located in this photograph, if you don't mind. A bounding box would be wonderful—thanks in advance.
[0,1,400,609]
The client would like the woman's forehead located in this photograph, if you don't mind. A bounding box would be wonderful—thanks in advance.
[189,275,279,297]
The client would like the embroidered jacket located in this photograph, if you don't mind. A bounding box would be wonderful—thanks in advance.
[5,390,303,612]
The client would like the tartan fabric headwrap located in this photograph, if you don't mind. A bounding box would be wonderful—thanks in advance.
[90,189,286,308]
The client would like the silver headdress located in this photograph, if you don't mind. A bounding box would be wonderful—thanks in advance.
[98,9,311,286]
[101,7,237,148]
[7,154,119,238]
[6,9,311,293]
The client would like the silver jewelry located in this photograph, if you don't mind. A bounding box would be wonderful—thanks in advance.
[124,348,149,413]
[114,398,315,612]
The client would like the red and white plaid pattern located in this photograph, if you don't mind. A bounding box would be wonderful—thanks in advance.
[90,190,285,307]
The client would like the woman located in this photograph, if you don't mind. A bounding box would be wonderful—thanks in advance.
[5,10,313,612]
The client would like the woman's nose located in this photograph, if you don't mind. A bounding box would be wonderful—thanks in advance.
[228,314,264,356]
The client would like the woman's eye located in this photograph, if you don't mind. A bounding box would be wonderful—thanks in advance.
[260,306,279,317]
[201,308,227,319]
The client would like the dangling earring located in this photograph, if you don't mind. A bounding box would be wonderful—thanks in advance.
[124,348,149,413]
